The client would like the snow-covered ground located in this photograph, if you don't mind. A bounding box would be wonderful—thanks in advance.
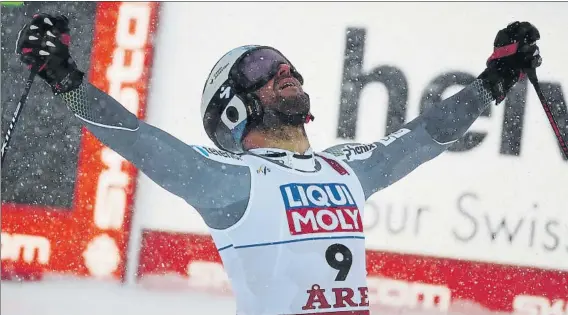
[1,279,236,315]
[1,278,515,315]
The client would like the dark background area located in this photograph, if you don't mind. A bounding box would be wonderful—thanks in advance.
[1,2,96,208]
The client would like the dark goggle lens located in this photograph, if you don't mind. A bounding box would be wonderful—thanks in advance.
[234,48,299,90]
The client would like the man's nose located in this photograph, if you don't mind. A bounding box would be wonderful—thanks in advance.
[276,63,291,77]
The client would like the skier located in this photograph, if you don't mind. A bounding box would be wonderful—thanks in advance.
[15,14,541,315]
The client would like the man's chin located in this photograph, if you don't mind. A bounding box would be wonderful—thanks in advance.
[278,93,310,116]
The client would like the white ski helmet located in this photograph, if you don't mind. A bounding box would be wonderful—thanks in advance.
[200,45,312,153]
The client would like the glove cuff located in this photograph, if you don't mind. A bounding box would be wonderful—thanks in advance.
[51,69,84,95]
[477,67,522,104]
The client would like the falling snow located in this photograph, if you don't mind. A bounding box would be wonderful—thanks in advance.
[1,2,567,315]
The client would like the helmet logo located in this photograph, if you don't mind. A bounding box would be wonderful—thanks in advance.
[220,86,232,99]
[210,63,230,84]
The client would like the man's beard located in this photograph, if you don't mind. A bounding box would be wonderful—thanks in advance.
[241,91,310,147]
[257,91,310,130]
[274,91,310,116]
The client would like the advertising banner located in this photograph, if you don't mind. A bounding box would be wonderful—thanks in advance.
[1,1,160,281]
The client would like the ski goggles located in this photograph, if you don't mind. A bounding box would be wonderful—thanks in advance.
[230,47,304,92]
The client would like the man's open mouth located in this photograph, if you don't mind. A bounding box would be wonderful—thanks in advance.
[281,82,296,89]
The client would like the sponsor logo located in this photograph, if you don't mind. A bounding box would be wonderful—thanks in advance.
[513,295,567,315]
[377,128,411,146]
[1,233,51,264]
[193,146,242,160]
[220,86,231,99]
[318,153,349,175]
[367,277,451,311]
[338,27,568,161]
[95,148,129,230]
[107,2,151,115]
[280,183,362,235]
[329,128,410,161]
[210,63,230,84]
[257,165,270,175]
[453,192,568,256]
[342,143,377,161]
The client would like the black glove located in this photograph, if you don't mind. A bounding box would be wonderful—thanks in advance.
[15,13,84,94]
[478,21,542,104]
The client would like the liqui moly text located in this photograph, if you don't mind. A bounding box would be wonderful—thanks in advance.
[280,183,363,235]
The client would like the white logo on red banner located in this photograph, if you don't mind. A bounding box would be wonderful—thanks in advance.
[280,183,363,235]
